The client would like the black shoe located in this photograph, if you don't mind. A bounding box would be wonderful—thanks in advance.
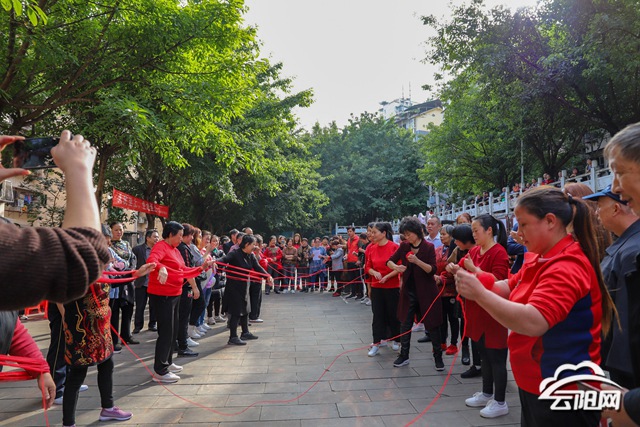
[273,289,281,294]
[461,366,482,378]
[113,345,122,354]
[345,294,356,299]
[228,337,246,346]
[418,334,431,343]
[148,325,157,332]
[461,346,470,366]
[241,332,259,340]
[393,355,410,367]
[132,328,141,334]
[434,353,445,371]
[265,290,270,295]
[177,348,199,357]
[125,337,140,345]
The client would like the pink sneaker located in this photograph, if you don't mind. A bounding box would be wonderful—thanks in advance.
[99,406,133,421]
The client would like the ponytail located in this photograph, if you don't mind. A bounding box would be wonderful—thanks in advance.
[518,187,619,337]
[568,195,619,337]
[474,214,507,249]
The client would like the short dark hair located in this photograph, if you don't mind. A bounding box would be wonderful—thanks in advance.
[451,224,474,244]
[229,228,239,236]
[347,226,356,231]
[374,222,394,241]
[399,217,424,239]
[181,223,194,237]
[162,221,184,239]
[239,234,256,251]
[144,229,157,240]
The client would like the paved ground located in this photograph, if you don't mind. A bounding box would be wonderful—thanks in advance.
[0,291,522,426]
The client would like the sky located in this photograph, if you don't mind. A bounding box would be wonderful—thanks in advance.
[243,0,540,130]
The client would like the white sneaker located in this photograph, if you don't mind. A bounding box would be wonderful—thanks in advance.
[392,341,400,351]
[186,337,200,347]
[188,325,202,339]
[368,345,380,357]
[282,289,289,294]
[168,363,183,373]
[53,396,63,405]
[412,322,425,332]
[251,318,264,323]
[207,317,216,325]
[201,323,212,331]
[365,300,371,306]
[480,400,509,418]
[379,340,388,347]
[79,384,89,392]
[465,392,493,408]
[197,325,208,334]
[290,289,295,294]
[214,315,226,322]
[153,372,180,383]
[360,297,369,304]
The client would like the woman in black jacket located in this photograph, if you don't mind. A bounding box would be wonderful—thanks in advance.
[217,235,273,345]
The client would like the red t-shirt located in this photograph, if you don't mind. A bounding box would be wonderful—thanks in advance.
[364,240,400,289]
[507,235,602,395]
[346,236,360,263]
[460,244,510,348]
[147,240,200,297]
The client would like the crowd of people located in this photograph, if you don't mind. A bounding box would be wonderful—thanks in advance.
[1,123,640,427]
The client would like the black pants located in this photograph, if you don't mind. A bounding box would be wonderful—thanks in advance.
[519,388,600,427]
[149,294,179,375]
[178,285,192,349]
[207,289,223,317]
[249,282,262,320]
[400,289,442,357]
[62,357,114,426]
[267,265,282,290]
[371,287,400,344]
[346,263,360,296]
[477,335,508,402]
[229,314,249,338]
[329,269,343,289]
[134,286,156,330]
[189,281,205,326]
[109,297,133,345]
[45,303,67,398]
[298,266,309,284]
[440,296,459,346]
[460,315,482,366]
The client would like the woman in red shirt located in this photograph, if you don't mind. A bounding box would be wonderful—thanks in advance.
[448,214,510,419]
[262,236,284,294]
[147,222,210,384]
[455,187,614,426]
[365,222,400,357]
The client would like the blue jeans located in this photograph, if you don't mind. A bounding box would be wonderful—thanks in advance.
[198,287,213,326]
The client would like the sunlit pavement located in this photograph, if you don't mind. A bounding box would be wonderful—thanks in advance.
[2,292,521,426]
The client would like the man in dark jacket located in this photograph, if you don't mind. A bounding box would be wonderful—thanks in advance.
[132,229,160,333]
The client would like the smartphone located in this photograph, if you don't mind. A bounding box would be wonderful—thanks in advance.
[13,137,59,169]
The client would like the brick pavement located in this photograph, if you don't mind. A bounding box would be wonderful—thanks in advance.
[0,291,522,426]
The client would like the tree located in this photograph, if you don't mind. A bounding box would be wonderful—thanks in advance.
[311,113,432,226]
[420,0,638,193]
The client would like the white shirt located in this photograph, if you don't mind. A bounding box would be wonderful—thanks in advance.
[425,233,443,249]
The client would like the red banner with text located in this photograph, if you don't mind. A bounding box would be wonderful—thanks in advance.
[112,188,169,218]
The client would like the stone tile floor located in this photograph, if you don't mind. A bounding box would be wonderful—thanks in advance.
[0,291,521,426]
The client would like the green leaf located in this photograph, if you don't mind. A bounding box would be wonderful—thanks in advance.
[32,5,47,24]
[1,0,11,12]
[11,0,22,16]
[26,6,36,25]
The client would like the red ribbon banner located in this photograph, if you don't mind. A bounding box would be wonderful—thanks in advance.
[112,188,169,218]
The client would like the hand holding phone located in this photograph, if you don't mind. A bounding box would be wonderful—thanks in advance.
[13,137,59,169]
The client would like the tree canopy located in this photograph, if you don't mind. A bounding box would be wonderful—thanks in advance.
[420,0,640,195]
